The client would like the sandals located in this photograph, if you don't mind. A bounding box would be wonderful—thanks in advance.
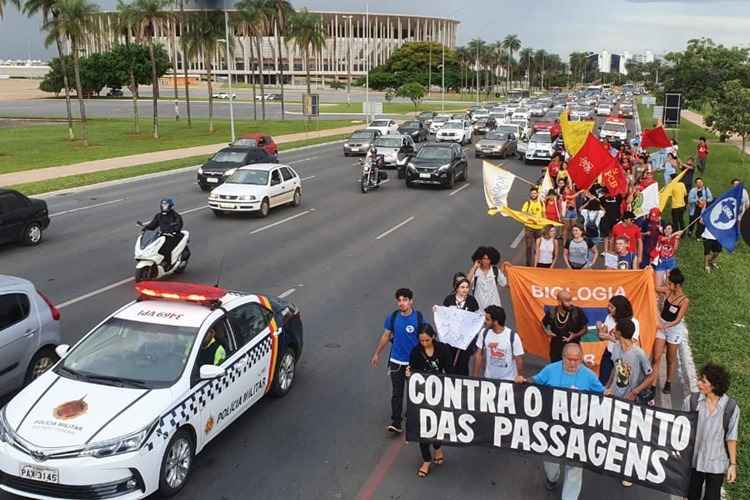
[433,450,445,465]
[417,464,431,478]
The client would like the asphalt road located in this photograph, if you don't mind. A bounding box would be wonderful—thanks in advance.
[1,115,679,500]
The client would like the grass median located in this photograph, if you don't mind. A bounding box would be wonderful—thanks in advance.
[12,133,351,196]
[638,100,750,499]
[0,118,356,175]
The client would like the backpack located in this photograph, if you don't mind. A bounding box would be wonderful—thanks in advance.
[689,392,738,456]
[584,211,600,239]
[479,327,516,358]
[387,310,424,339]
[472,265,500,294]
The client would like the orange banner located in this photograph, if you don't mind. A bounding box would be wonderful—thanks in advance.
[506,266,658,372]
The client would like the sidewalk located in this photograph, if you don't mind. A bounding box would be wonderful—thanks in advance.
[0,124,362,187]
[681,109,750,155]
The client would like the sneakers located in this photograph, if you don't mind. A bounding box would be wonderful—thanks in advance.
[663,382,672,394]
[622,480,633,487]
[704,266,711,273]
[387,422,403,434]
[711,262,719,270]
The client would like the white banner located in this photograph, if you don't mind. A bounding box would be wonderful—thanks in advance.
[483,161,516,210]
[633,182,659,218]
[433,305,485,351]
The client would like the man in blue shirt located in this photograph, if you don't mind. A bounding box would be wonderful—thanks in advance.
[515,343,604,500]
[371,288,423,434]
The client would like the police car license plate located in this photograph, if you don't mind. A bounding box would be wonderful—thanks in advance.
[206,177,219,183]
[19,465,59,484]
[219,203,235,209]
[419,173,431,179]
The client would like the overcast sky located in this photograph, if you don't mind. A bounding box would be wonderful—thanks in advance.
[1,0,749,60]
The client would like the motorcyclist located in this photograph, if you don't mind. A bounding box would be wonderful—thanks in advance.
[365,146,382,180]
[143,198,183,270]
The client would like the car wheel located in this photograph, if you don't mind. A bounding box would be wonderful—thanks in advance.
[344,152,349,157]
[24,347,58,385]
[21,222,43,246]
[199,184,210,192]
[406,178,415,189]
[524,157,530,165]
[212,209,225,217]
[463,164,469,181]
[158,428,195,497]
[257,198,270,218]
[474,152,481,159]
[270,348,297,397]
[291,189,302,207]
[446,170,455,189]
[134,266,154,282]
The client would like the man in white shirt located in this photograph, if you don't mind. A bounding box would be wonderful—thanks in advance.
[731,179,749,218]
[473,305,524,380]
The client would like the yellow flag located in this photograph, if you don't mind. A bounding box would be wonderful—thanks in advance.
[493,206,563,230]
[560,111,595,156]
[658,169,688,211]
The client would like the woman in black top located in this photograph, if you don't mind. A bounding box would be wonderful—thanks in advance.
[442,277,480,376]
[407,324,452,478]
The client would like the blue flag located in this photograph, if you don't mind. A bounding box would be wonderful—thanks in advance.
[648,148,670,171]
[701,183,744,252]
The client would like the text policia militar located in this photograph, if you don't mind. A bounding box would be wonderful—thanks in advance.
[405,374,696,496]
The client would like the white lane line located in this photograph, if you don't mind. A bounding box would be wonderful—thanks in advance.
[375,216,415,240]
[288,156,319,165]
[249,209,314,235]
[50,198,125,217]
[182,205,209,214]
[510,229,526,249]
[353,178,390,185]
[278,288,296,298]
[300,175,316,181]
[57,277,134,309]
[449,183,471,197]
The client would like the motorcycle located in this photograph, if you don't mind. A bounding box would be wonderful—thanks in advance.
[358,156,388,193]
[134,222,191,282]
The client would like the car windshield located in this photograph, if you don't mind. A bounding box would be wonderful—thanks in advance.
[511,119,525,126]
[496,126,517,135]
[531,134,552,143]
[401,121,420,128]
[416,147,452,161]
[486,132,509,141]
[59,317,197,388]
[374,137,403,148]
[232,138,257,147]
[433,117,448,123]
[351,131,373,140]
[226,169,269,185]
[211,151,246,164]
[444,122,463,129]
[370,120,389,127]
[604,123,627,132]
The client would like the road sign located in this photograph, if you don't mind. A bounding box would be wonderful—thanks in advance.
[642,96,656,106]
[303,94,319,117]
[663,92,682,128]
[653,106,663,120]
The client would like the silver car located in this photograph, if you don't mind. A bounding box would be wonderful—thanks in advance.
[0,275,61,395]
[343,129,381,156]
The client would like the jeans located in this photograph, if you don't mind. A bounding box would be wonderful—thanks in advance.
[389,362,407,425]
[697,157,706,173]
[689,208,704,237]
[598,349,613,386]
[544,461,583,500]
[688,469,724,500]
[419,441,442,462]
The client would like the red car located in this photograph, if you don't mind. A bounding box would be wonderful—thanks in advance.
[532,120,561,139]
[233,132,279,157]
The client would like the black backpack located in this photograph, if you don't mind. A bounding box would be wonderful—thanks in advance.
[478,327,516,357]
[472,265,500,294]
[584,212,600,238]
[689,393,738,456]
[387,310,424,338]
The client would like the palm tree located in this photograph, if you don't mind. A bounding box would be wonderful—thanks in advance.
[134,0,169,139]
[178,0,191,127]
[501,34,521,91]
[183,10,224,133]
[169,1,179,120]
[267,0,293,119]
[534,49,547,90]
[23,0,75,139]
[288,8,325,95]
[46,0,99,146]
[519,47,533,89]
[236,0,273,120]
[115,0,141,133]
[466,38,485,97]
[0,0,19,19]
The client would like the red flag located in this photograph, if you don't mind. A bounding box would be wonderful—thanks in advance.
[640,127,672,148]
[567,133,617,190]
[602,163,628,196]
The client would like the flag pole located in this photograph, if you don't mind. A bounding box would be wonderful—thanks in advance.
[486,161,538,186]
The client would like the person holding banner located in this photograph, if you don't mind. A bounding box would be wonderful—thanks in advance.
[442,277,480,375]
[468,246,507,310]
[563,225,597,270]
[514,343,604,499]
[688,178,713,239]
[541,290,588,362]
[605,318,655,405]
[654,268,690,395]
[472,305,524,381]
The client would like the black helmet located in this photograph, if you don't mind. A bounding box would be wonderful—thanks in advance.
[160,198,175,213]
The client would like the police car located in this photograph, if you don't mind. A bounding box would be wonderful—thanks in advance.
[599,116,628,143]
[0,281,303,500]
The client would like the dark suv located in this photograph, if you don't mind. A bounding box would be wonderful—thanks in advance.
[0,189,50,246]
[197,146,279,191]
[405,143,468,189]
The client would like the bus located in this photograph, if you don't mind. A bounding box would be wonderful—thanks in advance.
[508,88,530,100]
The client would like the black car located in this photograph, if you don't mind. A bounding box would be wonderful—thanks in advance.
[107,88,124,97]
[473,117,497,135]
[397,120,428,142]
[197,147,278,191]
[405,143,468,189]
[0,189,50,246]
[416,111,435,125]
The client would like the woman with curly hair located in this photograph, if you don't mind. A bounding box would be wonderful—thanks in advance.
[467,246,506,310]
[596,295,640,385]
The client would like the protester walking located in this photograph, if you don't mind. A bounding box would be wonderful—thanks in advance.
[473,305,524,380]
[541,290,588,362]
[696,137,709,173]
[534,225,559,268]
[468,246,507,310]
[688,178,713,238]
[653,268,689,394]
[598,187,623,254]
[640,208,663,268]
[669,177,688,231]
[442,277,480,375]
[611,211,643,261]
[702,228,722,273]
[731,178,750,217]
[406,323,451,478]
[515,343,604,500]
[682,363,740,500]
[522,187,545,266]
[371,288,425,434]
[596,295,640,386]
[653,223,681,285]
[579,198,605,252]
[564,225,597,269]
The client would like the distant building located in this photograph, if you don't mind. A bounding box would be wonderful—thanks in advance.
[632,51,655,64]
[0,59,50,79]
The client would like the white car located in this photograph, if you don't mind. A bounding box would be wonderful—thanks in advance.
[366,119,398,136]
[596,104,613,116]
[600,118,628,143]
[509,118,531,140]
[435,119,473,145]
[428,116,449,134]
[212,92,236,100]
[524,132,555,163]
[0,281,303,500]
[208,163,302,218]
[470,109,489,123]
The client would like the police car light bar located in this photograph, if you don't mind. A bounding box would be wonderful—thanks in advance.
[135,281,227,304]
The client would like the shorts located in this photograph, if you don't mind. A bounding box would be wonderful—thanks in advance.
[537,262,552,268]
[703,239,721,255]
[654,256,677,272]
[563,208,578,221]
[657,322,686,345]
[525,228,541,239]
[600,220,616,237]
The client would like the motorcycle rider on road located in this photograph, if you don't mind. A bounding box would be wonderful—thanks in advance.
[143,199,183,270]
[365,145,382,180]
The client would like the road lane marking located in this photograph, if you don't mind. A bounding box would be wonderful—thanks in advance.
[57,277,134,309]
[375,216,414,240]
[300,175,316,181]
[50,198,125,217]
[278,288,296,298]
[288,156,319,164]
[448,183,471,196]
[510,228,526,249]
[182,205,209,214]
[249,209,314,235]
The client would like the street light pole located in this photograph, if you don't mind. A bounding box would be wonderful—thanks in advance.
[342,15,352,107]
[441,35,445,112]
[475,42,479,104]
[222,10,235,143]
[428,33,432,98]
[365,4,370,123]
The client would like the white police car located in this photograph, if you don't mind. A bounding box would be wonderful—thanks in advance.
[0,281,303,499]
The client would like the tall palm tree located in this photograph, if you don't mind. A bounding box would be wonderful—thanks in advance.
[183,10,224,133]
[466,38,485,97]
[134,0,169,139]
[169,1,179,120]
[236,0,273,120]
[115,0,141,133]
[288,8,325,95]
[519,47,533,89]
[0,0,19,19]
[45,0,99,146]
[502,34,521,91]
[178,0,191,127]
[267,0,293,119]
[534,49,547,90]
[23,0,75,139]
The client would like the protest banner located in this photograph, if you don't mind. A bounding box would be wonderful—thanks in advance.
[406,373,697,496]
[433,305,485,350]
[505,265,658,371]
